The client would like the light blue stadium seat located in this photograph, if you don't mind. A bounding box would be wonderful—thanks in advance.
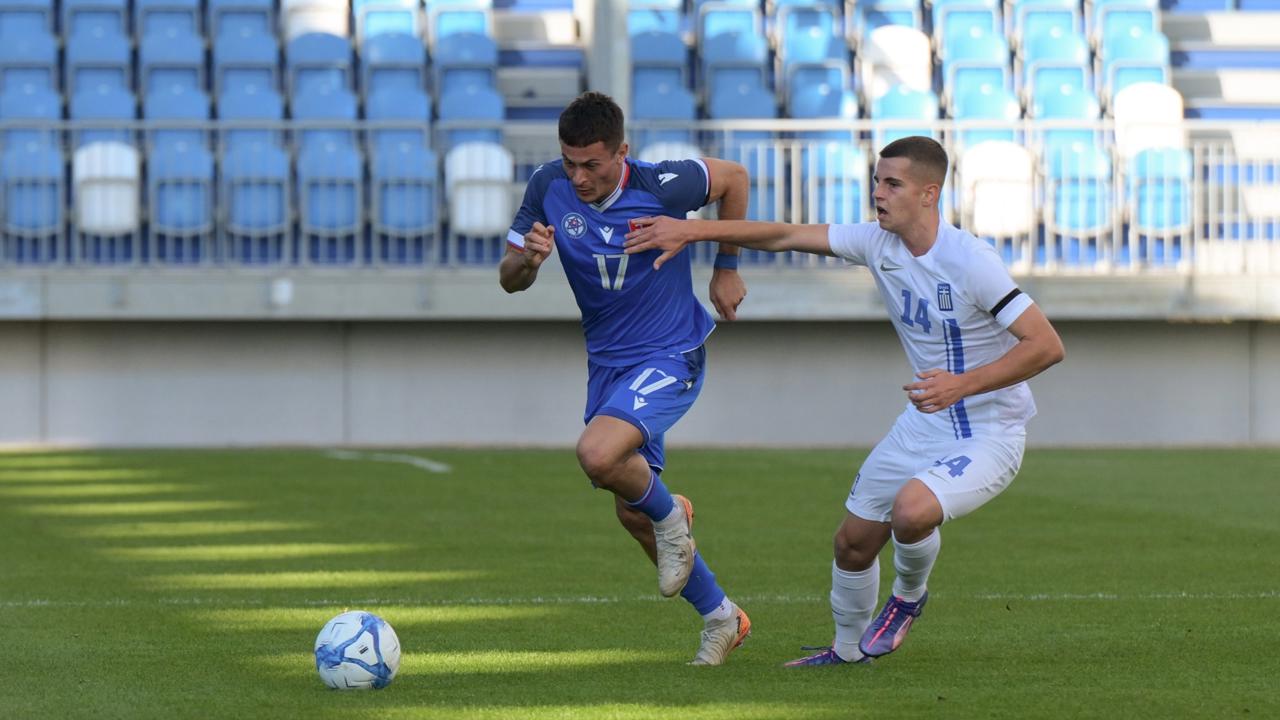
[698,2,762,48]
[855,0,921,41]
[1020,27,1091,104]
[208,0,274,39]
[65,28,133,95]
[711,82,780,227]
[214,27,280,95]
[438,84,504,148]
[1033,83,1102,156]
[429,0,492,47]
[778,24,846,86]
[70,84,136,147]
[1045,144,1112,261]
[632,31,687,94]
[872,85,939,147]
[221,140,291,263]
[628,1,682,37]
[1090,0,1158,46]
[298,140,364,264]
[1,140,64,261]
[366,87,432,156]
[0,83,60,147]
[63,0,128,37]
[942,27,1010,114]
[701,31,769,105]
[932,0,999,56]
[1009,0,1080,50]
[218,85,284,150]
[287,33,354,96]
[372,141,439,263]
[631,82,698,149]
[434,31,497,97]
[137,0,201,39]
[0,31,56,93]
[777,3,839,50]
[291,84,359,151]
[148,140,215,262]
[354,0,423,42]
[144,84,210,150]
[953,85,1021,148]
[787,62,857,125]
[363,32,427,98]
[801,140,868,224]
[140,30,206,94]
[1100,29,1169,101]
[0,1,54,38]
[1128,147,1193,233]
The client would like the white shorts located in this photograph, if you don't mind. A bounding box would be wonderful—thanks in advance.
[845,408,1026,524]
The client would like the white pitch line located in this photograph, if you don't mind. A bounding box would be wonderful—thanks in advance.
[4,590,1278,610]
[324,450,451,474]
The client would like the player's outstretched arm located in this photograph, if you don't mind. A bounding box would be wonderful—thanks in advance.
[702,157,749,320]
[623,218,834,269]
[903,304,1065,414]
[499,223,555,293]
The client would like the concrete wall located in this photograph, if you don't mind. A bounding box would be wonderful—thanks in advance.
[1,320,1276,448]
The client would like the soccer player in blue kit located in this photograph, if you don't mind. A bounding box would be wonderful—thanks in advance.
[624,136,1065,666]
[498,92,753,665]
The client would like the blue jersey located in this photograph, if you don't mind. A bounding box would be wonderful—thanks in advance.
[507,157,716,367]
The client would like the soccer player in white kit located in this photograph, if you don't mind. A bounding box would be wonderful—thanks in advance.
[622,136,1065,665]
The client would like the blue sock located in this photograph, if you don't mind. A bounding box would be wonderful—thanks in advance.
[624,469,675,521]
[680,552,726,616]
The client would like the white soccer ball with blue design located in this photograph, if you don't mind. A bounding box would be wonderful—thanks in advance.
[314,610,401,690]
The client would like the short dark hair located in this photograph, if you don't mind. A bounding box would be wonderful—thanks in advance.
[879,136,949,186]
[558,91,625,151]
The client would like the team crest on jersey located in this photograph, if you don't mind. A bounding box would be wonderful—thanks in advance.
[937,283,954,311]
[562,212,587,239]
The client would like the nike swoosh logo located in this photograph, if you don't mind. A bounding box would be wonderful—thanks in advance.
[880,261,902,272]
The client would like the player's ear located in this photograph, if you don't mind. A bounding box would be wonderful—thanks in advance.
[618,142,629,161]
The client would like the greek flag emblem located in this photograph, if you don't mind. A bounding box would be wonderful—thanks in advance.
[937,283,953,311]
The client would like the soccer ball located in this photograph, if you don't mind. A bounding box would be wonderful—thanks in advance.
[314,610,401,690]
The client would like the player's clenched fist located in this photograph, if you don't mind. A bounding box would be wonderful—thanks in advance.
[522,222,555,268]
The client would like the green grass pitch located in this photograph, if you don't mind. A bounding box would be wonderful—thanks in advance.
[1,448,1276,719]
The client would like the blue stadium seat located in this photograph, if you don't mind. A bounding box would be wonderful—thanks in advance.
[1089,0,1158,46]
[0,31,56,93]
[701,31,769,105]
[218,84,284,150]
[214,27,280,95]
[372,142,439,263]
[148,140,215,262]
[1,141,64,261]
[0,1,54,38]
[69,84,136,147]
[63,0,128,37]
[1127,147,1193,234]
[434,31,498,97]
[428,0,492,48]
[1009,0,1080,50]
[366,87,432,155]
[354,0,423,43]
[942,27,1011,114]
[872,85,939,147]
[777,3,839,50]
[631,82,698,149]
[1033,83,1102,156]
[286,33,354,96]
[931,0,999,56]
[628,0,682,37]
[801,140,868,224]
[631,31,687,94]
[854,0,921,41]
[0,84,61,147]
[298,140,364,263]
[777,23,846,89]
[144,84,211,150]
[437,84,504,148]
[65,28,133,94]
[291,84,359,151]
[1045,144,1112,263]
[139,30,206,94]
[710,82,779,225]
[1019,27,1091,105]
[208,0,274,39]
[953,85,1022,148]
[697,2,762,48]
[787,62,857,124]
[362,32,427,98]
[1100,29,1170,102]
[136,0,201,39]
[221,140,291,263]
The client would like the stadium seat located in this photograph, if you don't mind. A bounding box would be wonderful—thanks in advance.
[1019,26,1091,106]
[70,84,136,147]
[148,140,215,263]
[711,83,780,225]
[1,140,64,262]
[786,62,857,123]
[139,30,206,94]
[871,84,939,149]
[631,82,698,149]
[1033,83,1102,156]
[444,140,513,237]
[859,25,932,104]
[217,84,285,150]
[1089,0,1158,47]
[800,140,868,224]
[1127,146,1193,234]
[221,140,292,263]
[0,31,56,93]
[953,85,1022,148]
[208,0,274,39]
[776,3,839,54]
[1044,144,1113,264]
[366,87,432,155]
[776,25,846,95]
[214,27,281,95]
[631,31,687,95]
[291,84,359,151]
[958,141,1036,264]
[0,83,61,147]
[282,0,350,42]
[697,2,762,49]
[65,27,133,95]
[0,1,54,38]
[354,0,423,43]
[931,0,999,57]
[434,31,498,97]
[1099,28,1170,105]
[72,140,142,262]
[286,32,354,96]
[701,32,769,106]
[362,32,427,98]
[1008,0,1080,52]
[428,0,492,50]
[941,27,1011,115]
[1112,81,1186,163]
[63,0,128,37]
[636,140,705,164]
[628,0,682,36]
[854,0,922,43]
[136,0,201,39]
[298,140,364,263]
[144,84,211,150]
[437,84,504,148]
[372,141,439,264]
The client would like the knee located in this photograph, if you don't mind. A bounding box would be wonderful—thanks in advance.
[891,491,942,541]
[833,530,877,571]
[576,438,622,488]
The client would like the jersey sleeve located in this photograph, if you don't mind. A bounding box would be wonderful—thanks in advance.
[653,158,711,214]
[506,164,553,249]
[968,245,1034,328]
[826,223,881,266]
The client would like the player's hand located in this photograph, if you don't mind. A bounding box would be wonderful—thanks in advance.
[903,369,968,414]
[709,267,746,321]
[623,216,693,270]
[521,222,555,269]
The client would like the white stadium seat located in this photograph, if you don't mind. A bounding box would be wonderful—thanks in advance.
[1112,81,1186,164]
[858,25,932,103]
[282,0,350,43]
[73,141,141,235]
[445,141,514,235]
[958,140,1036,238]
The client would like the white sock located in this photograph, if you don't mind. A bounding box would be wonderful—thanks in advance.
[891,530,941,602]
[702,597,734,622]
[831,558,879,662]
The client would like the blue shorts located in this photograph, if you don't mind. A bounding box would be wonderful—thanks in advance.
[584,346,707,472]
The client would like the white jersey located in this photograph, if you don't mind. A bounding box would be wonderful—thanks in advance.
[828,220,1037,438]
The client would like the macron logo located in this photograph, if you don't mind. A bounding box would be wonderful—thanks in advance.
[599,227,614,244]
[633,396,647,411]
[658,172,678,185]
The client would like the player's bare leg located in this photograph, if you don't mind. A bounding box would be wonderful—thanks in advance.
[860,479,943,658]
